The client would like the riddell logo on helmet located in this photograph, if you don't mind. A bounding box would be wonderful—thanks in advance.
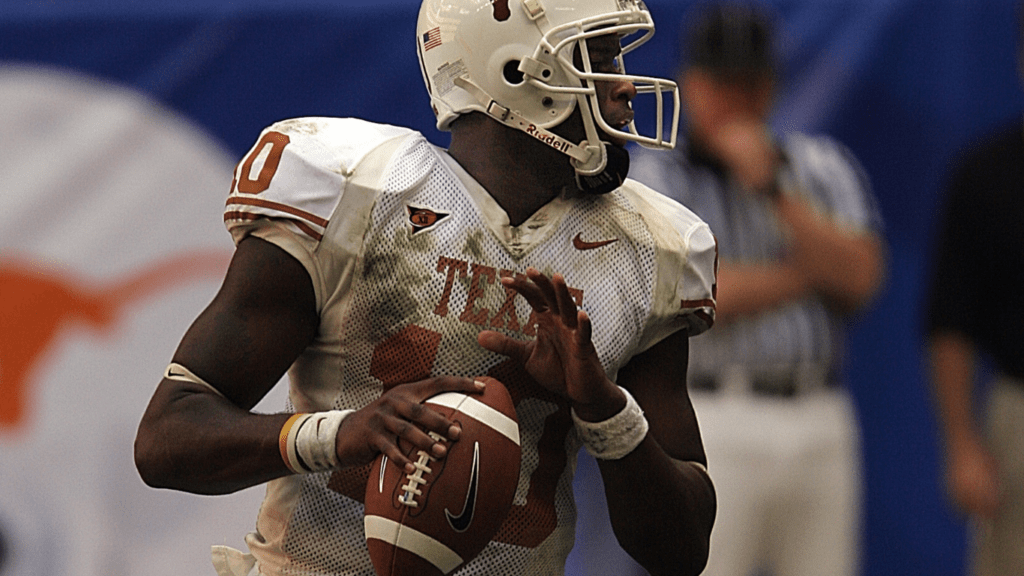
[525,124,571,154]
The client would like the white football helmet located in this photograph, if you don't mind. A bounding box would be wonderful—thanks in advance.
[416,0,679,176]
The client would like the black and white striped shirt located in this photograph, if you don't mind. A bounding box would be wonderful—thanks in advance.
[630,133,882,383]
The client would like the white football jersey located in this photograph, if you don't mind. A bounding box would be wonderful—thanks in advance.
[221,117,717,576]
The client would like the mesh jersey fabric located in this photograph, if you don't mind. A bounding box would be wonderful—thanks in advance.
[221,117,717,576]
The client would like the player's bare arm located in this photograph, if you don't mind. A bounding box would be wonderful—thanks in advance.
[478,268,715,576]
[605,328,715,576]
[134,236,478,494]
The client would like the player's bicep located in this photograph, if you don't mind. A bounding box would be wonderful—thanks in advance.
[172,234,319,409]
[618,328,706,465]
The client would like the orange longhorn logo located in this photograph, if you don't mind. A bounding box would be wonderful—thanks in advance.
[0,251,230,434]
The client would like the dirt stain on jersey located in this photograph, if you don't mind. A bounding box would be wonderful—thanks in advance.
[462,229,486,262]
[0,251,230,434]
[362,229,434,337]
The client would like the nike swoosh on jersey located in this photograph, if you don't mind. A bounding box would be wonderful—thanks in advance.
[573,233,619,251]
[445,442,480,533]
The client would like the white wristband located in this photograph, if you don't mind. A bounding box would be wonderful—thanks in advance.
[572,386,649,460]
[279,410,353,474]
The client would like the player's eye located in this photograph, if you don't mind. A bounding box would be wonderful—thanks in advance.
[591,54,621,74]
[578,33,623,74]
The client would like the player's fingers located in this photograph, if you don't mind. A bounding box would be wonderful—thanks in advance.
[372,425,427,475]
[380,444,417,475]
[416,375,484,399]
[374,380,463,446]
[388,412,451,460]
[576,309,593,345]
[501,274,548,312]
[334,409,419,473]
[550,273,578,328]
[409,376,483,440]
[478,330,530,363]
[525,268,560,311]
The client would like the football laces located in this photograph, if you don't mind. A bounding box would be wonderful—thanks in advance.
[398,432,445,508]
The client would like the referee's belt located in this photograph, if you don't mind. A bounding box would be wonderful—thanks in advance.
[689,365,838,398]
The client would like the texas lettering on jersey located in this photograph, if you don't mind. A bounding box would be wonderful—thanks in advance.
[433,255,583,335]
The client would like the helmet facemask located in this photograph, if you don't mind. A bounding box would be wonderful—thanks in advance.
[534,13,679,168]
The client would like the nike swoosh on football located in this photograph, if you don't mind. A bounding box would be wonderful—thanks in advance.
[445,442,480,533]
[573,233,619,251]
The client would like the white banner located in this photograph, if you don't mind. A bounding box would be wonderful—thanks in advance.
[0,65,286,576]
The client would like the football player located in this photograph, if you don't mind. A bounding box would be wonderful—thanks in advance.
[134,1,718,575]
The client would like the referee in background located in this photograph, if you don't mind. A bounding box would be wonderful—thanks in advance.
[629,3,887,575]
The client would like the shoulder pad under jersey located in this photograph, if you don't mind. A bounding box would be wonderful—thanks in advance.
[224,117,419,243]
[620,179,718,340]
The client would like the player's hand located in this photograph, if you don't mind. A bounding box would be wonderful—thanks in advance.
[477,268,622,418]
[334,376,483,474]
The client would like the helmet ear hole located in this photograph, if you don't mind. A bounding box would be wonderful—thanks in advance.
[503,60,526,85]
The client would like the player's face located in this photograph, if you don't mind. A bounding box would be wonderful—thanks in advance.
[586,34,637,146]
[553,34,637,149]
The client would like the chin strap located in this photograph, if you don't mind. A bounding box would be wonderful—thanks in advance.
[575,141,630,195]
[453,76,610,177]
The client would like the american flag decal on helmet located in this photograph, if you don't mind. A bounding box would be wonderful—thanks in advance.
[423,27,442,51]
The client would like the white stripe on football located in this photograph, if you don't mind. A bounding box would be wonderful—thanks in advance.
[426,392,520,446]
[364,515,463,574]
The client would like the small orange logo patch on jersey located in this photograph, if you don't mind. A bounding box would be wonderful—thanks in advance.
[407,205,450,235]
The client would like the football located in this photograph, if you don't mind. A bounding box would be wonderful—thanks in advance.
[364,376,521,576]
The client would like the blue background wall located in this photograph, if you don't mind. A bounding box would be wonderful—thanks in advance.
[2,1,1021,574]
